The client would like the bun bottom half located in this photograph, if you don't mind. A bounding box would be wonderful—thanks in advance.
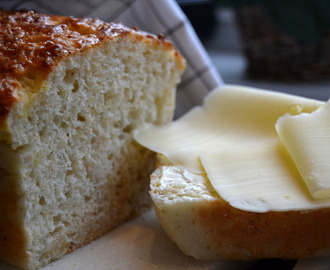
[150,160,330,261]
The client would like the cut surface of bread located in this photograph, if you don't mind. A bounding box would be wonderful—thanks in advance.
[0,10,185,270]
[150,157,330,261]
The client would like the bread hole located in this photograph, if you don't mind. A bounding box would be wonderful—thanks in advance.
[91,137,96,144]
[143,50,151,57]
[27,115,34,124]
[53,115,61,125]
[39,196,46,206]
[118,134,125,141]
[122,55,133,66]
[61,121,69,129]
[65,190,72,199]
[107,153,114,160]
[77,113,86,122]
[113,120,122,128]
[63,221,70,227]
[123,123,134,133]
[104,90,120,103]
[124,87,134,101]
[124,64,131,74]
[50,227,61,236]
[155,182,161,188]
[72,213,79,218]
[47,151,54,161]
[84,196,91,202]
[57,86,64,97]
[66,170,74,176]
[72,80,79,93]
[64,68,78,84]
[53,214,62,225]
[104,91,112,101]
[38,129,45,138]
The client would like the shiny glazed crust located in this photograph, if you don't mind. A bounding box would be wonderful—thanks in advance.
[150,161,330,260]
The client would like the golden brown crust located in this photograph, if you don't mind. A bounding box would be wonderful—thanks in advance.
[199,200,330,260]
[0,173,27,269]
[0,10,184,127]
[0,79,21,122]
[0,10,129,77]
[0,221,27,269]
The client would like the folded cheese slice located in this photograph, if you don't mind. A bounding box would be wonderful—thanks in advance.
[134,85,330,212]
[276,100,330,200]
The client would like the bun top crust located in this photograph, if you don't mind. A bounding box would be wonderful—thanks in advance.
[0,10,184,127]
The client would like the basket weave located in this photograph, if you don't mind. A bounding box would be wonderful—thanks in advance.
[235,5,330,81]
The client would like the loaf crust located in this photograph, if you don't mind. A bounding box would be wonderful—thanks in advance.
[150,160,330,260]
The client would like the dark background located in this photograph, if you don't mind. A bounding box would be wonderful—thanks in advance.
[177,0,330,101]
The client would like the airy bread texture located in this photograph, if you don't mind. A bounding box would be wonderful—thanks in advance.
[151,156,330,261]
[0,11,185,270]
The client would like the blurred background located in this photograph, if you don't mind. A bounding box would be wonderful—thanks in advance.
[177,0,330,101]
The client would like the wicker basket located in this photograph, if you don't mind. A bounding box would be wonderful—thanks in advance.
[235,4,330,81]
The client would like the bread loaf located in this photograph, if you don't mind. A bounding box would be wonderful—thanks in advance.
[0,10,185,269]
[150,156,330,260]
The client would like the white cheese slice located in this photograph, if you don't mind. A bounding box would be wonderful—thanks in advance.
[200,144,325,212]
[134,85,329,212]
[276,100,330,199]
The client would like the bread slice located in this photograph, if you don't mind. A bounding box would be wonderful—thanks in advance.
[150,156,330,260]
[0,10,185,270]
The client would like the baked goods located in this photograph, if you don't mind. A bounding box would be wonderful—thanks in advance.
[150,156,330,260]
[0,10,185,270]
[137,86,330,261]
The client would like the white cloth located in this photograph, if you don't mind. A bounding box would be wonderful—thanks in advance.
[0,0,223,117]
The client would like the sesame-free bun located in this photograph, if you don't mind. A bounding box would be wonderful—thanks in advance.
[150,157,330,261]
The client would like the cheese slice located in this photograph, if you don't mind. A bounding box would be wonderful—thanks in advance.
[276,100,330,199]
[200,144,325,212]
[134,85,329,212]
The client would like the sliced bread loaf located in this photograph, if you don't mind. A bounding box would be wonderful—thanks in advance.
[0,10,185,270]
